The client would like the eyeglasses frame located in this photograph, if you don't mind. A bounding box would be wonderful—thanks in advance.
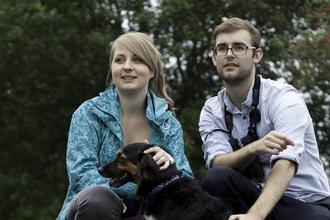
[212,45,257,57]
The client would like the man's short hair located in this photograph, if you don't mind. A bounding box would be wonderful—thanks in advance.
[213,17,261,48]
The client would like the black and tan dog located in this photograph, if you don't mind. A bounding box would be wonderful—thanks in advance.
[98,143,232,220]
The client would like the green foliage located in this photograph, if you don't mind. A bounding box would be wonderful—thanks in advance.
[1,0,327,219]
[151,0,311,181]
[284,0,330,172]
[0,0,120,218]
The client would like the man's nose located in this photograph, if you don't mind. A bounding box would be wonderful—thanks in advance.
[227,48,235,56]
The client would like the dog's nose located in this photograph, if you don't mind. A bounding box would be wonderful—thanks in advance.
[98,167,104,176]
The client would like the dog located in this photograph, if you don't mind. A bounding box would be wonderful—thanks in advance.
[98,143,232,220]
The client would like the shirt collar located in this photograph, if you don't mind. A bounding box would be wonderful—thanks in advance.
[224,76,256,113]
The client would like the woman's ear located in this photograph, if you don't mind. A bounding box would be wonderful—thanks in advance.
[150,70,155,79]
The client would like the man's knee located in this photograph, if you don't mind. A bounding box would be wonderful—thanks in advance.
[202,166,234,186]
[201,166,236,194]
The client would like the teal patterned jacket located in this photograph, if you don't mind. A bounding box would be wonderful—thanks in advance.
[57,85,194,220]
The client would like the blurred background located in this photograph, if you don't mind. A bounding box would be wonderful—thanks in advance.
[1,0,329,219]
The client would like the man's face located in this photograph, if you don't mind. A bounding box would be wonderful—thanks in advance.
[212,29,261,85]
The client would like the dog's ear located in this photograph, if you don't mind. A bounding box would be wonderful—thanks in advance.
[137,152,146,163]
[137,153,159,181]
[144,144,156,150]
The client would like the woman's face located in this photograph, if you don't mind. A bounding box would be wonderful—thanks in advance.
[111,45,154,95]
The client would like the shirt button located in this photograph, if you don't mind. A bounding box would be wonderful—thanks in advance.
[243,115,247,120]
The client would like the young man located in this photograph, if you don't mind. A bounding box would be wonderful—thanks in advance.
[199,17,330,220]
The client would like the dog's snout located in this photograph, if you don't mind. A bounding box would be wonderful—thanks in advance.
[98,167,105,176]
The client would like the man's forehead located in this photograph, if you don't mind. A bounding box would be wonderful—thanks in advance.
[215,29,252,46]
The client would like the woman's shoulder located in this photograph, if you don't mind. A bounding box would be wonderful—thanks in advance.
[73,85,119,116]
[72,98,97,116]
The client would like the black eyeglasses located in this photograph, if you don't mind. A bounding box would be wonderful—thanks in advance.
[213,45,256,56]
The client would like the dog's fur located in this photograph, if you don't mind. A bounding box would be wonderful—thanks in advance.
[98,143,232,220]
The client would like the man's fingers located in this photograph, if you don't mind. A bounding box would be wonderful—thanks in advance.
[264,139,287,152]
[256,131,295,156]
[272,132,295,146]
[229,215,241,220]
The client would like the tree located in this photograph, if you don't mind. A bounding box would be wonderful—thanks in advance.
[284,0,330,176]
[0,0,324,219]
[0,0,130,218]
[149,0,311,179]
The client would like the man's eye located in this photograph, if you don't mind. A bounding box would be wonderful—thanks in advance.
[218,46,227,51]
[234,45,244,51]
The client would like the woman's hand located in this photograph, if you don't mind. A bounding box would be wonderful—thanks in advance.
[143,139,172,170]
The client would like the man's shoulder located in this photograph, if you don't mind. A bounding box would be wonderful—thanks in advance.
[204,89,226,106]
[261,77,296,92]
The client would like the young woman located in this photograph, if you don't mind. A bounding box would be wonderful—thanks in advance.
[57,32,193,220]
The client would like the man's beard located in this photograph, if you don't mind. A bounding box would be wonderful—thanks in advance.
[217,61,254,87]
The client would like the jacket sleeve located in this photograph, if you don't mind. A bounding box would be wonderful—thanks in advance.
[66,103,136,199]
[66,104,109,194]
[163,117,194,179]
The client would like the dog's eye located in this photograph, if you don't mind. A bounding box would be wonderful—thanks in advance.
[118,156,125,162]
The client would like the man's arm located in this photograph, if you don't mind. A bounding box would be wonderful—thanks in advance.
[211,131,295,171]
[211,143,255,171]
[229,159,296,220]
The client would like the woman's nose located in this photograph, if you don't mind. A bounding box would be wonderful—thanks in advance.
[124,60,133,71]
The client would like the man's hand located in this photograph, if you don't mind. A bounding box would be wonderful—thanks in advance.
[229,213,262,220]
[211,131,295,170]
[251,131,295,156]
[142,139,171,170]
[229,159,296,220]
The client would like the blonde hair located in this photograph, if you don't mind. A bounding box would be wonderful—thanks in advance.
[106,32,176,116]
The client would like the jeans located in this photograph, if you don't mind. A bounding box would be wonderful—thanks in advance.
[201,166,330,220]
[66,185,145,220]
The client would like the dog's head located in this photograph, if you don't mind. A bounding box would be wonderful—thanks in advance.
[136,152,160,182]
[134,149,180,201]
[98,143,154,188]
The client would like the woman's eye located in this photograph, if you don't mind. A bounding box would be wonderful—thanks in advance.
[115,58,124,62]
[133,57,142,62]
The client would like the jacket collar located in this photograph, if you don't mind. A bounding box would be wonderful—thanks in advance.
[91,85,171,126]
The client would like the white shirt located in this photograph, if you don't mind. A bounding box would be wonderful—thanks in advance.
[199,76,330,203]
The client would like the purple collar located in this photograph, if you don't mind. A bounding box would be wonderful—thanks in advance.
[148,175,180,197]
